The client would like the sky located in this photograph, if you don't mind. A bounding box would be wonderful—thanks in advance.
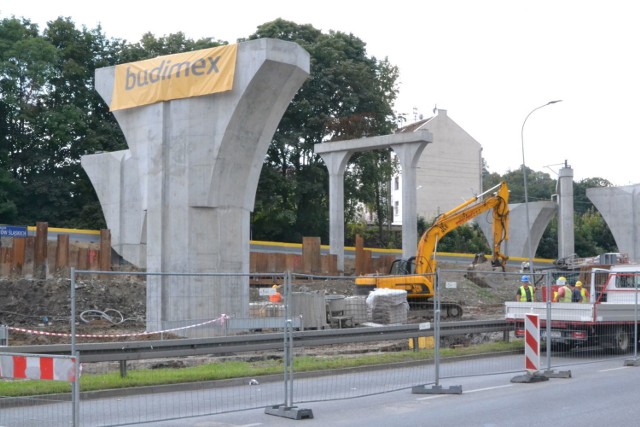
[3,1,639,186]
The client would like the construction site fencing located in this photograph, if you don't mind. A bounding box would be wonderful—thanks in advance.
[504,268,640,373]
[1,265,639,426]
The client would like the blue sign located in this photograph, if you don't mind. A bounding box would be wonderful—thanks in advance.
[0,225,28,238]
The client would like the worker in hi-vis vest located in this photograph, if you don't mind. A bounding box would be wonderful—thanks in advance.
[269,284,282,303]
[553,277,574,302]
[575,280,590,303]
[516,275,535,302]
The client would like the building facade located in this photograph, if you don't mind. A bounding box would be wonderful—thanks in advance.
[391,109,483,225]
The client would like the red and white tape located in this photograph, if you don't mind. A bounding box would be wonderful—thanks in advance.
[7,314,228,339]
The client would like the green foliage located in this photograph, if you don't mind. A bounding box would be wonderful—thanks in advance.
[0,17,127,228]
[422,218,491,254]
[483,163,617,258]
[0,340,523,397]
[248,19,399,245]
[0,12,624,261]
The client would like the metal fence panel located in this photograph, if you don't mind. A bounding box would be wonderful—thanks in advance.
[4,265,637,425]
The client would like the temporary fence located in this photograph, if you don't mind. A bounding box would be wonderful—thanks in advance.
[1,264,639,426]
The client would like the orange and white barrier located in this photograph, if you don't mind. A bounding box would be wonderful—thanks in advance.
[0,353,77,382]
[524,313,540,373]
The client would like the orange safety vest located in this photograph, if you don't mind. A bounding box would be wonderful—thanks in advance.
[269,291,282,303]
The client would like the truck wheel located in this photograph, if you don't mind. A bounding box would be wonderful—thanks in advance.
[613,327,630,353]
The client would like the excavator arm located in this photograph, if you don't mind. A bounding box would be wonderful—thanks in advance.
[355,181,510,316]
[415,181,510,275]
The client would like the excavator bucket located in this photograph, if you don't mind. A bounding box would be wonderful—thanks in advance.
[469,253,488,268]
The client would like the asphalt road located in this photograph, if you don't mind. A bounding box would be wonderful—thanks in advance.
[2,353,634,427]
[145,356,639,427]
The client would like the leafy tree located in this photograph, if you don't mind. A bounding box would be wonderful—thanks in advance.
[0,168,19,223]
[0,17,126,228]
[0,13,622,260]
[436,223,491,254]
[247,19,399,243]
[574,177,612,216]
[483,165,618,258]
[118,31,225,63]
[481,159,502,190]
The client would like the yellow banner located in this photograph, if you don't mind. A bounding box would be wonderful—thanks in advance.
[110,44,237,111]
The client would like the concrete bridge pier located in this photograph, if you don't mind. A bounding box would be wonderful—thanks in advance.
[82,39,310,335]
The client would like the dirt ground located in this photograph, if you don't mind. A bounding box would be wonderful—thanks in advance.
[0,261,520,346]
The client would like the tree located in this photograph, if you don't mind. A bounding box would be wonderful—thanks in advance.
[483,164,618,258]
[0,17,127,228]
[247,19,399,243]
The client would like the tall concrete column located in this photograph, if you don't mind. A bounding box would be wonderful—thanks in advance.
[588,184,640,262]
[557,163,575,259]
[391,142,429,259]
[82,39,310,335]
[318,151,353,272]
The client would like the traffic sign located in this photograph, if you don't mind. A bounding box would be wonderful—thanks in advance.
[0,225,28,238]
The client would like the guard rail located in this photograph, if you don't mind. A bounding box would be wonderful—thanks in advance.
[1,319,512,364]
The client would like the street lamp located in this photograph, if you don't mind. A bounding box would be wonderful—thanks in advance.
[521,100,562,275]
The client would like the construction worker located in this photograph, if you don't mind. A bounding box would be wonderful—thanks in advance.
[575,280,590,303]
[553,276,573,302]
[269,284,282,303]
[516,275,535,302]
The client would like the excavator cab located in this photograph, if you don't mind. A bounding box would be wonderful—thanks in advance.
[389,257,416,275]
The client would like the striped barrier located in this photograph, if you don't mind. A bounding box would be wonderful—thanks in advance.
[0,353,77,382]
[524,313,540,373]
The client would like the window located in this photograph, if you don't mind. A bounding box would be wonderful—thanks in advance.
[615,272,640,288]
[394,201,399,217]
[394,176,399,190]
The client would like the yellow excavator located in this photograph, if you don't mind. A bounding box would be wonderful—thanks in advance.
[355,181,510,318]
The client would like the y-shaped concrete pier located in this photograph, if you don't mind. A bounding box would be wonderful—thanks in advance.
[588,184,640,262]
[82,39,309,335]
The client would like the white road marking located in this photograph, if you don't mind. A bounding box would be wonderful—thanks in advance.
[464,384,514,394]
[599,367,629,372]
[417,384,513,400]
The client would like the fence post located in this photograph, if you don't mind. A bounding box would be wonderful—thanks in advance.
[99,229,112,272]
[33,222,48,279]
[265,271,314,420]
[55,234,70,276]
[412,268,462,395]
[0,324,7,346]
[542,270,572,379]
[624,273,640,366]
[11,236,26,277]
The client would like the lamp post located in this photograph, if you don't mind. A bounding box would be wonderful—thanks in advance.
[521,100,562,275]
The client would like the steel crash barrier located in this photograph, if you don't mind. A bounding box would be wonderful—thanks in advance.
[1,267,639,426]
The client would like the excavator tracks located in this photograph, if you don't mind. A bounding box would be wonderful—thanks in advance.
[408,299,464,320]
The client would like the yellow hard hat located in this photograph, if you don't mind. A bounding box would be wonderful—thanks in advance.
[575,281,583,287]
